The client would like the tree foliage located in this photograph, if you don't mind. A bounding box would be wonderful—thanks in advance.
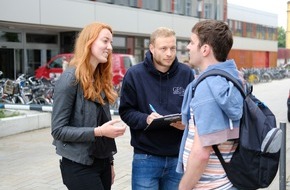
[278,26,286,48]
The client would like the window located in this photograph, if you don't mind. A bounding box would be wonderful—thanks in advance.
[26,33,57,44]
[246,23,253,38]
[228,19,277,41]
[268,27,277,40]
[235,21,242,37]
[0,31,22,42]
[141,0,159,11]
[160,0,172,13]
[96,0,114,3]
[176,40,189,62]
[204,1,212,19]
[123,56,132,69]
[114,0,129,6]
[113,36,126,47]
[50,57,63,68]
[129,0,138,7]
[173,0,185,14]
[184,0,193,16]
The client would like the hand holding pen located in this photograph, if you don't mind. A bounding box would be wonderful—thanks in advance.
[149,104,157,113]
[147,104,162,125]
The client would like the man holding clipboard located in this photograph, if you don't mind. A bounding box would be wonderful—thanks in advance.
[119,27,194,190]
[144,104,182,131]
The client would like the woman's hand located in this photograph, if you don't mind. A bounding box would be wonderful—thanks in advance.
[94,119,127,138]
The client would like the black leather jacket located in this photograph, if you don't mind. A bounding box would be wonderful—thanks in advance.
[51,67,115,165]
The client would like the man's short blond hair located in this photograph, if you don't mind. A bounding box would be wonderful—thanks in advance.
[150,27,176,45]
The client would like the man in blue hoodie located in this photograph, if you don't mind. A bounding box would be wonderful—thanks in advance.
[177,20,244,190]
[119,27,195,190]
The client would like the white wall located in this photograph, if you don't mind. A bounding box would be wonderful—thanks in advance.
[0,0,41,23]
[233,37,277,51]
[0,0,198,39]
[228,3,278,27]
[40,0,96,28]
[0,0,278,51]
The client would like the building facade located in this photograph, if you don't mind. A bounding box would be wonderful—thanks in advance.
[0,0,277,79]
[227,3,278,69]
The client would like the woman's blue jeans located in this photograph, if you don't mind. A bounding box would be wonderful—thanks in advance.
[132,153,182,190]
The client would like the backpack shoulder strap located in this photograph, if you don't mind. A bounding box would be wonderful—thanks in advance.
[193,69,246,174]
[192,69,246,98]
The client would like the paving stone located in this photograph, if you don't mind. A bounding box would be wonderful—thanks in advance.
[0,78,290,190]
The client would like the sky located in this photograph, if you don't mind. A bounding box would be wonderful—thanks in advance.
[228,0,289,29]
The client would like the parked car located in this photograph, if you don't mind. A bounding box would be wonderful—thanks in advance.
[34,53,136,86]
[111,53,136,86]
[35,54,73,79]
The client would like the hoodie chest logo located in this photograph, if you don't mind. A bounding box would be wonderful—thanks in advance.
[173,87,185,96]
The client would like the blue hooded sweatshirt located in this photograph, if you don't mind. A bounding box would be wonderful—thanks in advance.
[119,51,195,156]
[176,59,244,173]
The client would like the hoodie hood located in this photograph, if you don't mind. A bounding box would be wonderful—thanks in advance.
[143,50,179,79]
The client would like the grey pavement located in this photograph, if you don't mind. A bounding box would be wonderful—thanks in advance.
[0,78,290,190]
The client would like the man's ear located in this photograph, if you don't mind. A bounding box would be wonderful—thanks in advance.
[202,44,211,56]
[149,44,154,53]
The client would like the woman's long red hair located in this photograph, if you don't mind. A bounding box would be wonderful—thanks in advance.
[70,22,117,105]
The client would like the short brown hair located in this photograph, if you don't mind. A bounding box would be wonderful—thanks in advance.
[192,20,233,62]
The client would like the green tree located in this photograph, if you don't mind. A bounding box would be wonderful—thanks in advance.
[278,26,286,48]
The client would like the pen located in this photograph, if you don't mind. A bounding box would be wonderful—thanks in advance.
[149,104,157,113]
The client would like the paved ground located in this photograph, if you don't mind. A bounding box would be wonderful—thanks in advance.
[0,78,290,190]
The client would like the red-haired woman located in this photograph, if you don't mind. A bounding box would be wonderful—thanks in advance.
[51,22,126,190]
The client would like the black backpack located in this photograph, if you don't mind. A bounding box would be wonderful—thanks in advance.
[192,69,282,190]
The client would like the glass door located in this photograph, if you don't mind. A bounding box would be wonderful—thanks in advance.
[27,49,41,76]
[26,49,59,76]
[0,48,25,79]
[15,49,24,78]
[0,48,14,79]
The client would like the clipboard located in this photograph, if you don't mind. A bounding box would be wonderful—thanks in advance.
[144,113,182,131]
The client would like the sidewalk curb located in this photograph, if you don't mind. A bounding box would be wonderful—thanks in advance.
[0,111,51,138]
[0,104,119,138]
